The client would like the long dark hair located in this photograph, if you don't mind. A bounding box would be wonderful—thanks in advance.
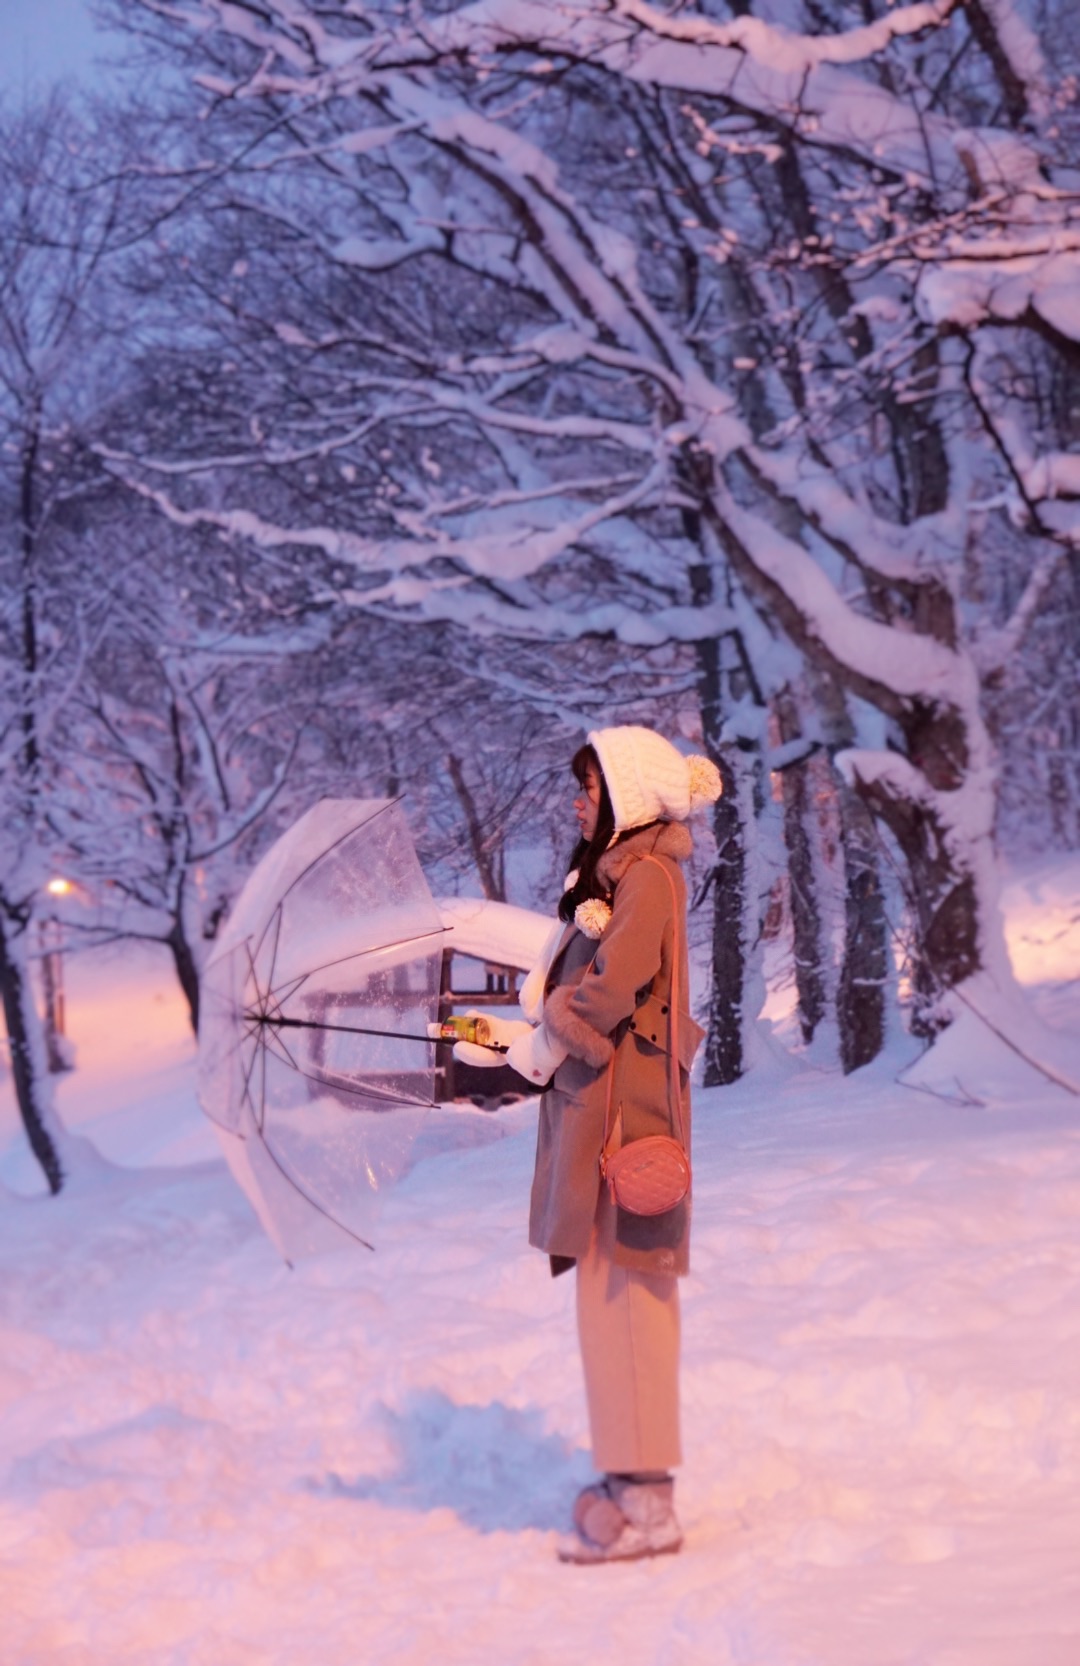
[558,744,616,923]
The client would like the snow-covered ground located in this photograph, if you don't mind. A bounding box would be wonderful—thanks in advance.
[2,858,1080,1665]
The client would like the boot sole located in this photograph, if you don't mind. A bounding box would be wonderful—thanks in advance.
[556,1534,684,1565]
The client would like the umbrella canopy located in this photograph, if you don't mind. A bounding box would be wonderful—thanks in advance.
[198,798,447,1261]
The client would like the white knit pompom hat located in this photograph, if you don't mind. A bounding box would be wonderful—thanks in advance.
[588,725,722,834]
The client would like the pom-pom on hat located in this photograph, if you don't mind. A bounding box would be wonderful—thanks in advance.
[587,725,722,834]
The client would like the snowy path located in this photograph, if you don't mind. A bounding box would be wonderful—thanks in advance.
[2,867,1080,1665]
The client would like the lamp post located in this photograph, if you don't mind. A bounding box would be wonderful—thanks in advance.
[41,878,72,1073]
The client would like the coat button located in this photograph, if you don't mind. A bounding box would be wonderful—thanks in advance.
[650,1032,657,1042]
[661,1004,669,1015]
[629,1020,636,1031]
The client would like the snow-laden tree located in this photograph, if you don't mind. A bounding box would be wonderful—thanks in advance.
[0,95,154,1190]
[63,622,305,1031]
[112,0,1080,1073]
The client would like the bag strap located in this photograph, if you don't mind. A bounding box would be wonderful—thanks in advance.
[602,853,688,1157]
[643,854,687,1151]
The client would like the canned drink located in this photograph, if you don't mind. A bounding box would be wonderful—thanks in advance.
[427,1015,493,1046]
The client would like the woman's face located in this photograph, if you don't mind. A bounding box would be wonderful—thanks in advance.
[574,762,602,844]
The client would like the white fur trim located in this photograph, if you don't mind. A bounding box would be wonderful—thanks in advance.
[519,919,566,1024]
[596,821,692,888]
[545,985,615,1068]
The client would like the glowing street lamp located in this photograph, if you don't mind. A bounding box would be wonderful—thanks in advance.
[40,878,73,1068]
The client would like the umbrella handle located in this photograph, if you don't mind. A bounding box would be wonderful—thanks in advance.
[249,1013,509,1053]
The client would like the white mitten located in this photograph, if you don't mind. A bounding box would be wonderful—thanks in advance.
[475,1011,533,1050]
[452,1009,531,1069]
[452,1039,506,1069]
[504,1020,568,1086]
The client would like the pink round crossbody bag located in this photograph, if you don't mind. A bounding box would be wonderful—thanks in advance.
[599,855,692,1217]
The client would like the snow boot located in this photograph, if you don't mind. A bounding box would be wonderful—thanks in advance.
[558,1474,683,1564]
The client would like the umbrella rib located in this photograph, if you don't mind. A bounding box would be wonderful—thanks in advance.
[199,1021,251,1087]
[245,943,306,1106]
[260,1025,306,1072]
[262,906,286,1022]
[241,935,278,1024]
[289,1064,436,1110]
[205,1048,263,1135]
[202,1093,242,1133]
[256,1026,269,1134]
[271,798,399,908]
[274,1015,428,1040]
[242,1019,441,1106]
[261,928,449,1007]
[202,800,445,988]
[252,806,448,978]
[199,802,461,1260]
[251,1124,376,1254]
[239,917,270,1007]
[259,972,307,1017]
[235,1026,265,1125]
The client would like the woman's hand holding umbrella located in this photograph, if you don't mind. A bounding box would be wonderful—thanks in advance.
[454,1010,568,1084]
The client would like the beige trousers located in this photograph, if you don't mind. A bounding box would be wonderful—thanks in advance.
[575,1193,682,1473]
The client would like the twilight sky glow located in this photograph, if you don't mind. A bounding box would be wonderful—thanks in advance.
[0,0,111,90]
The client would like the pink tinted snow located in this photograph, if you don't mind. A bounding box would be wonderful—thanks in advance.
[609,0,960,71]
[3,860,1080,1661]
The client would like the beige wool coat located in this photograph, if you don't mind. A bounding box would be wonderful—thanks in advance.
[528,821,704,1277]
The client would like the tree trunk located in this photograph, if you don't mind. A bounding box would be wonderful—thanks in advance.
[964,0,1034,127]
[835,782,888,1071]
[852,770,979,1037]
[812,670,888,1071]
[19,401,42,785]
[708,488,984,1035]
[168,919,201,1033]
[39,936,72,1074]
[0,905,64,1193]
[767,123,952,1047]
[776,687,826,1044]
[689,538,758,1087]
[701,752,751,1086]
[446,752,506,902]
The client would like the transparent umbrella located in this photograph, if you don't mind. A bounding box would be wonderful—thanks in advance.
[198,798,448,1261]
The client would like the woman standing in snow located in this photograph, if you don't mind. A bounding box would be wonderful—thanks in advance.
[457,726,721,1562]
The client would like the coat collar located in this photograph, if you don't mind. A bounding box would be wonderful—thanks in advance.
[596,820,693,889]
